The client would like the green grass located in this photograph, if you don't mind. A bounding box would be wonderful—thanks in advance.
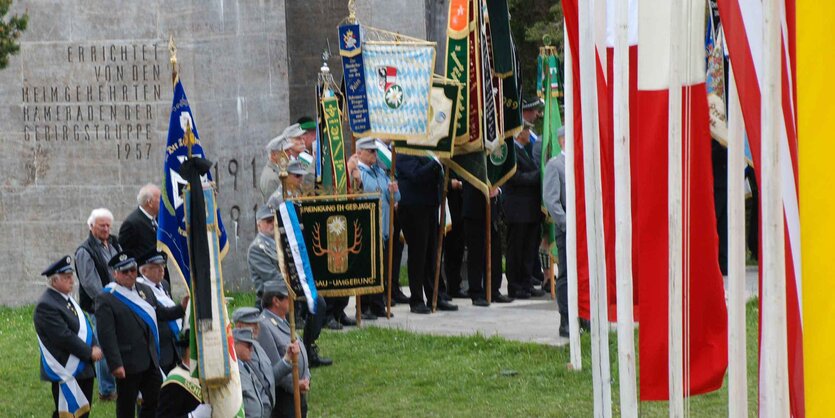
[3,294,759,417]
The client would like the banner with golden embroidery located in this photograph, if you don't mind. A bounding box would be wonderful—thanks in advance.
[293,194,384,297]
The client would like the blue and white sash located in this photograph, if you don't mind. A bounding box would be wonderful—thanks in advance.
[37,293,93,417]
[137,277,182,339]
[278,202,319,313]
[104,282,161,359]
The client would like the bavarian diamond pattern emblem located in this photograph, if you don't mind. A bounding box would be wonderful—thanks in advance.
[363,43,434,140]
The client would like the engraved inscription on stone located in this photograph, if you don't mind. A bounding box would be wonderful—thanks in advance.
[20,43,165,160]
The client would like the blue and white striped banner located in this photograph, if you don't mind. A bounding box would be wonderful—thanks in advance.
[277,202,319,314]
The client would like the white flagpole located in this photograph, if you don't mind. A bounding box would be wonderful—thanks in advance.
[613,0,637,416]
[726,64,749,418]
[760,0,790,415]
[579,1,612,416]
[667,0,684,416]
[564,20,582,372]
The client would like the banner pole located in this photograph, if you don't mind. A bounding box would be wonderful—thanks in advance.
[564,19,582,371]
[485,189,492,305]
[288,297,302,418]
[432,168,451,312]
[386,145,398,319]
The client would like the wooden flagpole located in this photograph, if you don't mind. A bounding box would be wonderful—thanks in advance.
[386,145,398,319]
[579,1,612,415]
[726,64,748,418]
[485,189,492,305]
[432,168,451,312]
[613,0,638,416]
[564,20,582,371]
[760,0,790,415]
[280,174,303,418]
[667,0,684,416]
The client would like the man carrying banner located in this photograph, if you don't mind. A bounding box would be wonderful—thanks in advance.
[355,137,401,317]
[257,281,312,417]
[34,255,103,418]
[95,251,187,418]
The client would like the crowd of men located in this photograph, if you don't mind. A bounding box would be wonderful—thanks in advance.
[33,95,572,417]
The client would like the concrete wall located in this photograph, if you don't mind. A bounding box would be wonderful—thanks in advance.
[0,0,426,306]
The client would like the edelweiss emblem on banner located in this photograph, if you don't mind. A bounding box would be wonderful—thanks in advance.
[489,142,508,166]
[311,216,363,274]
[377,66,404,109]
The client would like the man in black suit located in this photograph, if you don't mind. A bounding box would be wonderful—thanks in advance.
[462,183,514,306]
[119,184,161,259]
[502,125,547,299]
[136,250,181,374]
[443,174,467,299]
[34,256,103,418]
[395,153,457,313]
[95,251,187,418]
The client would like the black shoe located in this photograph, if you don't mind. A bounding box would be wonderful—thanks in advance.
[529,287,546,297]
[326,317,343,330]
[393,291,411,304]
[579,318,591,332]
[370,307,390,318]
[492,294,514,303]
[437,300,459,311]
[361,311,378,320]
[410,303,431,314]
[308,344,333,368]
[559,316,569,337]
[441,293,453,302]
[510,290,531,299]
[472,298,490,307]
[448,290,469,299]
[339,314,357,327]
[559,326,570,338]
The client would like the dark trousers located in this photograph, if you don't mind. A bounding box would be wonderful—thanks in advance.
[531,224,545,283]
[443,188,465,294]
[506,222,539,295]
[325,296,349,321]
[303,296,327,349]
[51,377,94,418]
[399,205,444,306]
[555,231,568,320]
[361,240,391,313]
[273,390,307,418]
[464,217,503,299]
[391,213,405,295]
[115,366,162,418]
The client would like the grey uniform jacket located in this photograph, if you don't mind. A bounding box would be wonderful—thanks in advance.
[543,153,567,232]
[256,309,310,394]
[250,340,289,407]
[259,161,282,203]
[247,233,283,294]
[239,359,272,418]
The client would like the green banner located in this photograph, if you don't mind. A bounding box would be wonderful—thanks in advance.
[294,195,384,297]
[502,38,522,139]
[540,53,563,253]
[486,0,513,78]
[444,0,471,146]
[322,97,348,194]
[393,78,461,158]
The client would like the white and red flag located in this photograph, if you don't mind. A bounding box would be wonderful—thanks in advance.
[717,0,804,416]
[633,0,728,400]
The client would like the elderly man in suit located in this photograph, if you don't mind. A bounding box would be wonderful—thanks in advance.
[34,256,104,418]
[257,281,312,418]
[119,184,161,259]
[543,129,569,337]
[136,250,181,374]
[95,251,187,418]
[503,124,547,299]
[247,206,331,368]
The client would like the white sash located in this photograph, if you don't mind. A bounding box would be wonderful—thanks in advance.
[37,292,92,417]
[104,282,160,358]
[138,277,183,335]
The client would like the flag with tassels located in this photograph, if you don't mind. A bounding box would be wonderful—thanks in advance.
[274,201,319,314]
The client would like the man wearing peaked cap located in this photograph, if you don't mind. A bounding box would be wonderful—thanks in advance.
[248,207,282,297]
[260,133,288,203]
[157,329,210,417]
[235,328,273,418]
[34,255,103,418]
[136,250,181,374]
[95,250,188,417]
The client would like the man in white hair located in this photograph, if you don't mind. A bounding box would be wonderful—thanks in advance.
[119,184,161,261]
[75,207,121,401]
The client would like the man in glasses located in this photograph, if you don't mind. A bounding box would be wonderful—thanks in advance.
[95,251,188,417]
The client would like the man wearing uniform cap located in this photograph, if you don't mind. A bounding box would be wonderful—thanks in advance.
[247,208,332,369]
[235,328,273,418]
[95,251,188,418]
[34,255,103,418]
[157,330,211,417]
[136,250,181,374]
[256,281,312,417]
[355,137,400,317]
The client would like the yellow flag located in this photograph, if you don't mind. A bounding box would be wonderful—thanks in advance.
[798,3,835,416]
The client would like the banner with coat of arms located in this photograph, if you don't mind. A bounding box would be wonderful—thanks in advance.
[293,194,384,297]
[392,76,461,158]
[360,42,436,141]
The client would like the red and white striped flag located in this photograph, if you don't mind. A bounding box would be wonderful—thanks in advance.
[717,0,804,415]
[634,0,728,400]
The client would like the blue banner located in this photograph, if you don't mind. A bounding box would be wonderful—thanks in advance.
[339,23,370,134]
[158,79,229,285]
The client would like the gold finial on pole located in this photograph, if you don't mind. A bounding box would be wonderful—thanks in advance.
[348,0,357,22]
[168,34,178,83]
